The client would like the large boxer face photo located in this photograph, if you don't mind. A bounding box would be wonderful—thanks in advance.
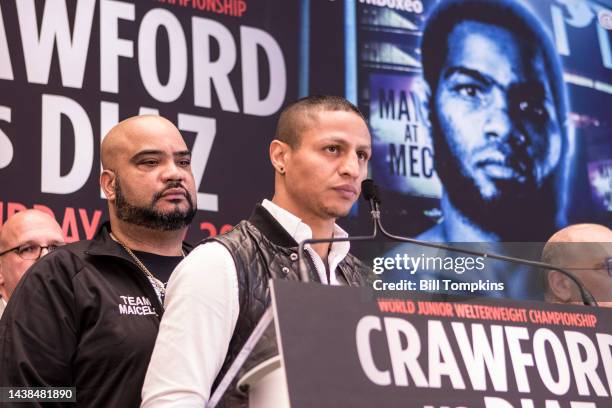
[431,20,563,231]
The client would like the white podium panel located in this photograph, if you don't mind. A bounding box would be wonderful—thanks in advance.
[238,356,290,408]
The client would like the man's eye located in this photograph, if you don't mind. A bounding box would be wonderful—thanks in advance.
[178,159,191,167]
[140,159,159,166]
[326,146,339,154]
[357,151,369,161]
[18,245,38,255]
[457,85,482,98]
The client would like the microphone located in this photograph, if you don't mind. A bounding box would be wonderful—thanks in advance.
[297,185,379,283]
[361,179,598,307]
[361,178,380,204]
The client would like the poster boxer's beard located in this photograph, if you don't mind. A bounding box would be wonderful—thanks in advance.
[114,177,196,231]
[431,118,558,241]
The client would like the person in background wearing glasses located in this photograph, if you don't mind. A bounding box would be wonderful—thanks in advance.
[542,224,612,307]
[0,209,64,318]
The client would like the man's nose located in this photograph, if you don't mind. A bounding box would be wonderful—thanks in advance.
[340,152,361,178]
[483,92,527,147]
[161,160,185,182]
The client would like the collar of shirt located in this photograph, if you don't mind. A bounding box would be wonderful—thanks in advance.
[0,296,6,307]
[261,199,350,285]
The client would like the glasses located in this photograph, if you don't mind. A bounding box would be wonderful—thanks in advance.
[0,243,64,260]
[564,258,612,277]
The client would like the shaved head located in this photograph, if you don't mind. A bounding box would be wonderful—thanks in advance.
[542,224,612,306]
[0,209,64,300]
[101,115,182,170]
[0,210,63,250]
[544,223,612,244]
[542,224,612,265]
[275,95,366,148]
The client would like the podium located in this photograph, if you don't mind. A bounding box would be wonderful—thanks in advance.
[237,356,290,408]
[213,280,612,407]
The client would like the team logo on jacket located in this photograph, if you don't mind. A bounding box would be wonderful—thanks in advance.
[118,295,157,316]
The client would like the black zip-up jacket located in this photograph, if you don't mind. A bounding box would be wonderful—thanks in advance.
[0,223,191,407]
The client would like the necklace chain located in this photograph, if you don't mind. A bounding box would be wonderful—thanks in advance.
[110,232,168,303]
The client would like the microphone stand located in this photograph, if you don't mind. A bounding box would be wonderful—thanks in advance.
[298,179,597,306]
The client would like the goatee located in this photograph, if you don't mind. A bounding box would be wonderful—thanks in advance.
[114,178,196,231]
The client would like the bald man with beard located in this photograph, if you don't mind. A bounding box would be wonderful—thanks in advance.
[542,224,612,307]
[0,210,64,318]
[0,115,197,407]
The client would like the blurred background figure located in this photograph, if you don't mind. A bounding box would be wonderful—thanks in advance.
[542,223,612,307]
[0,209,64,318]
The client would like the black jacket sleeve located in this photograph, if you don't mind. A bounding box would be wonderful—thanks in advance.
[0,249,79,406]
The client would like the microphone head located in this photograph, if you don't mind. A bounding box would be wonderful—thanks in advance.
[361,179,380,204]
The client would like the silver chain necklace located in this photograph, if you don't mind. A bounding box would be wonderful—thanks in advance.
[109,232,184,304]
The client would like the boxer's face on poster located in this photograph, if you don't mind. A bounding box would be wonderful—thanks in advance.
[433,21,562,203]
[284,110,371,220]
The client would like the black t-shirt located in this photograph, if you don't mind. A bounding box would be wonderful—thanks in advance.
[132,250,184,283]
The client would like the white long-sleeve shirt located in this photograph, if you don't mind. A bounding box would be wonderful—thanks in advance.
[141,200,350,407]
[0,297,6,320]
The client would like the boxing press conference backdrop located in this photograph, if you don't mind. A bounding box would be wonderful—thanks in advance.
[0,0,300,242]
[0,1,610,244]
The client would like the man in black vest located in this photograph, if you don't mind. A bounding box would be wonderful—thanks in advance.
[142,96,372,407]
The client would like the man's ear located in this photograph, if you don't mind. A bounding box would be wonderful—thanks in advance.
[100,170,117,201]
[269,140,290,175]
[418,78,433,129]
[547,270,576,303]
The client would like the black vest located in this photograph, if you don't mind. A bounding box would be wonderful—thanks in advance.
[206,204,371,406]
